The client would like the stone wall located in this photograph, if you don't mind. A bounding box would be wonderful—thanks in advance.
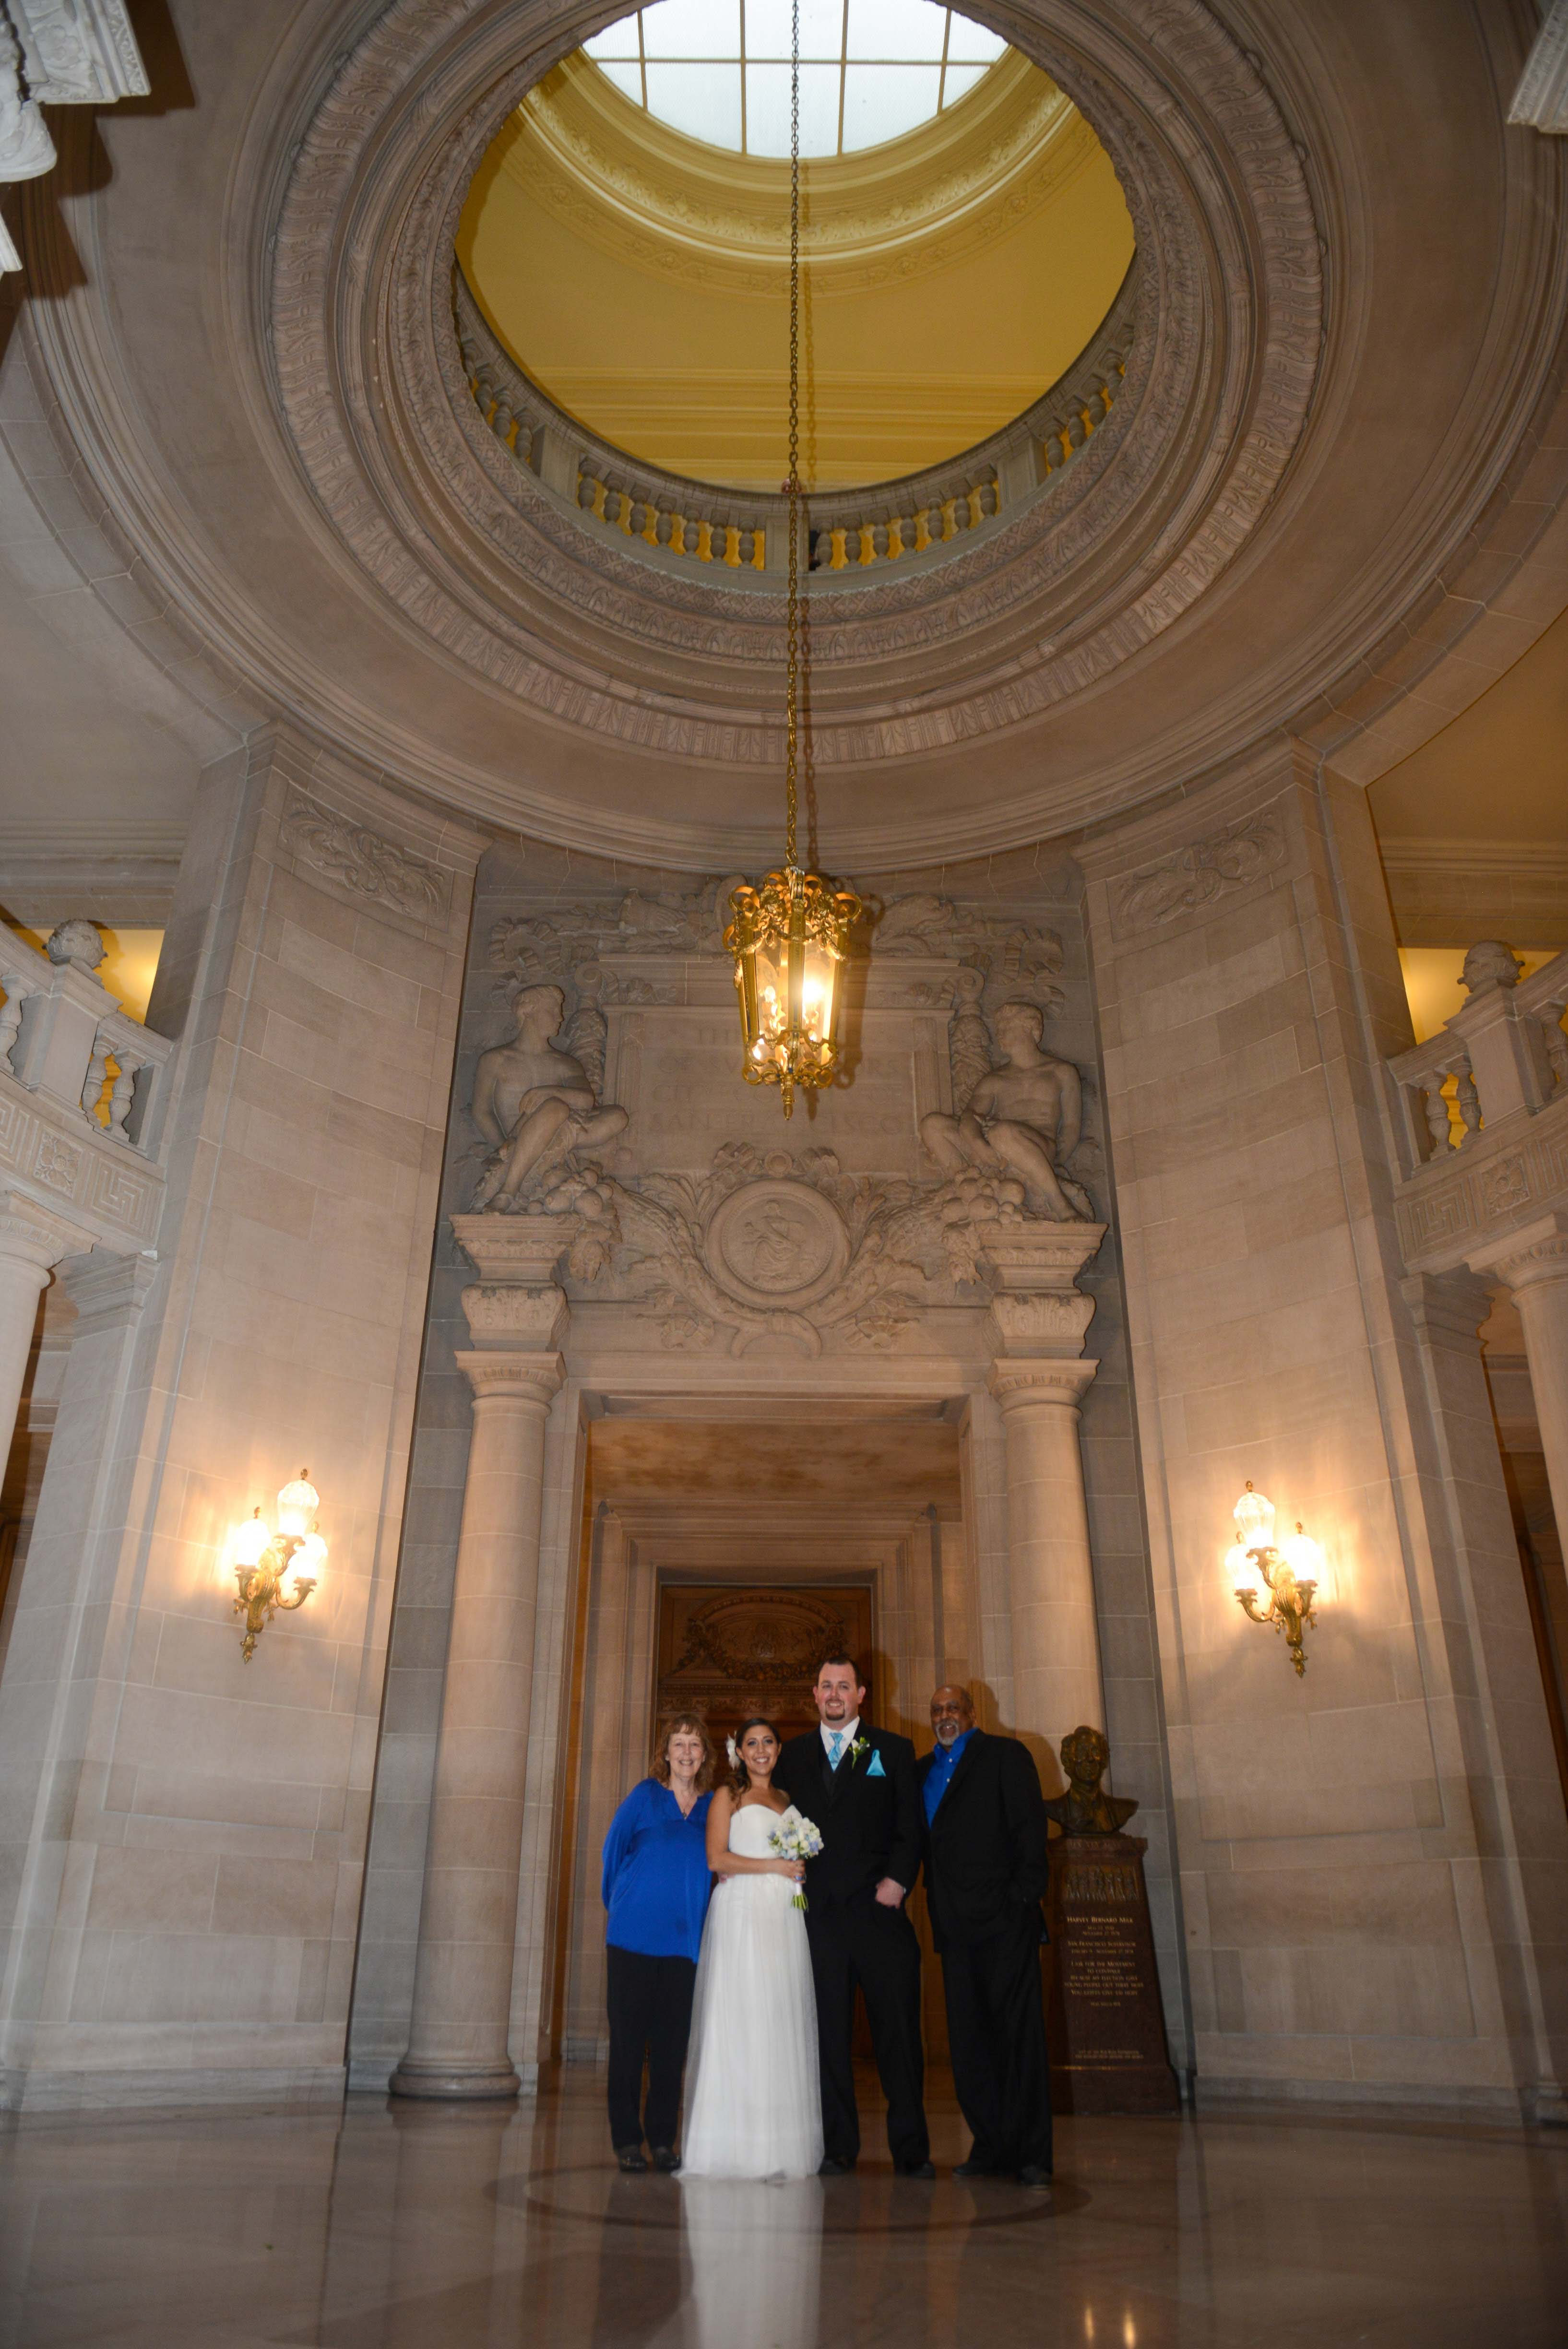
[0,729,485,2110]
[1079,743,1568,2112]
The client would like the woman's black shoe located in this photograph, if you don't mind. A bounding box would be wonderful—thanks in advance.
[650,2147,681,2172]
[616,2145,648,2172]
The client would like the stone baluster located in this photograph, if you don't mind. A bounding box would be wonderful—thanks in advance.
[391,1218,576,2100]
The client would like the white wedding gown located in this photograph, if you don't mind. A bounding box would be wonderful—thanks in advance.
[678,1802,824,2180]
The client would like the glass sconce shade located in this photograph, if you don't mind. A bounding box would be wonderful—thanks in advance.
[233,1509,271,1568]
[1281,1525,1323,1586]
[725,866,862,1117]
[292,1529,329,1580]
[275,1472,320,1539]
[1226,1540,1263,1599]
[1232,1482,1275,1547]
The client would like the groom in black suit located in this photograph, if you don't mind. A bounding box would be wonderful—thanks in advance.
[776,1655,932,2177]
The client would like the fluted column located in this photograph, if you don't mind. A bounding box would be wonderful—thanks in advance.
[0,1195,73,1476]
[1477,1214,1568,1578]
[988,1358,1104,1767]
[391,1346,565,2099]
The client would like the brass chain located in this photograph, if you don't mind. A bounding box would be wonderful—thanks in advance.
[784,0,800,869]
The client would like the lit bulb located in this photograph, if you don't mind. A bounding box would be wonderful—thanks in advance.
[233,1511,271,1569]
[1225,1540,1261,1598]
[1282,1525,1323,1587]
[276,1472,319,1539]
[293,1530,328,1579]
[1233,1482,1275,1546]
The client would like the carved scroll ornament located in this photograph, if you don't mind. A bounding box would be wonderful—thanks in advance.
[279,801,451,925]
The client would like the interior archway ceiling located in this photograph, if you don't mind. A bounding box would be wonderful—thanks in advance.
[24,0,1559,869]
[458,39,1134,486]
[262,0,1324,841]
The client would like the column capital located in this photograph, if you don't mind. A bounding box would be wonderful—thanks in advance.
[0,1188,86,1277]
[1400,1268,1495,1352]
[455,1349,566,1408]
[59,1247,159,1336]
[989,1357,1100,1412]
[459,1282,569,1352]
[1468,1209,1568,1295]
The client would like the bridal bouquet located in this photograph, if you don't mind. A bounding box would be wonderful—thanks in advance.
[768,1812,824,1909]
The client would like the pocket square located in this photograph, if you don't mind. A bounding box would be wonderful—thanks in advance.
[866,1752,886,1778]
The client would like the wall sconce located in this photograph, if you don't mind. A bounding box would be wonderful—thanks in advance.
[231,1470,327,1660]
[1224,1482,1323,1677]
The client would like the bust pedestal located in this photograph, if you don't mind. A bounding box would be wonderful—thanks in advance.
[1044,1832,1180,2114]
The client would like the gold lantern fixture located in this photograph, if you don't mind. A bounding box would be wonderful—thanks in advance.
[724,0,862,1119]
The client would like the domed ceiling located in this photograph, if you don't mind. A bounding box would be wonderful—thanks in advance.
[13,0,1564,872]
[458,8,1134,487]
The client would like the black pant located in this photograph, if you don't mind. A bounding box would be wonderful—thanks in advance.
[806,1898,927,2168]
[939,1912,1053,2173]
[605,1946,696,2150]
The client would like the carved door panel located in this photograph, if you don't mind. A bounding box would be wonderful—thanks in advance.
[654,1583,875,1752]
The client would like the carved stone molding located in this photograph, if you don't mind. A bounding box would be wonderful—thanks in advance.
[454,1348,566,1408]
[1470,1211,1568,1297]
[988,1358,1102,1410]
[260,0,1321,806]
[459,1283,570,1351]
[1109,809,1288,938]
[278,800,452,927]
[1394,1094,1568,1276]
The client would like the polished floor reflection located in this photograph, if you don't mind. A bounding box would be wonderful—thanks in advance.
[1,2068,1565,2347]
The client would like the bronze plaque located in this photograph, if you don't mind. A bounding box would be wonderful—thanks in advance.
[1044,1832,1180,2114]
[654,1583,874,1748]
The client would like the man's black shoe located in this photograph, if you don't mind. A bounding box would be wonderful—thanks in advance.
[817,2155,854,2176]
[650,2147,681,2172]
[615,2145,648,2172]
[953,2158,999,2179]
[1018,2164,1054,2191]
[898,2159,937,2179]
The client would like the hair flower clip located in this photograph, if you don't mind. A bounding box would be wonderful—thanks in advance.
[725,1735,739,1768]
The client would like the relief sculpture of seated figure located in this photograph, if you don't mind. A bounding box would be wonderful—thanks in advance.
[470,982,628,1210]
[920,998,1092,1222]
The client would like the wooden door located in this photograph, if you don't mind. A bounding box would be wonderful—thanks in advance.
[653,1583,875,1752]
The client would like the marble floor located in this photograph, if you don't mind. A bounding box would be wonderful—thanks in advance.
[0,2068,1565,2348]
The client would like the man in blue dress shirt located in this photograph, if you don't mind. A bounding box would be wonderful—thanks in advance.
[918,1685,1053,2186]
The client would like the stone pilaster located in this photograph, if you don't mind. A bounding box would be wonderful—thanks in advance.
[391,1222,573,2098]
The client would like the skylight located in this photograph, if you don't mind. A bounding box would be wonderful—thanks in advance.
[582,0,1009,158]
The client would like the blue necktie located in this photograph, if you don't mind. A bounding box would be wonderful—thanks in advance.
[828,1732,844,1768]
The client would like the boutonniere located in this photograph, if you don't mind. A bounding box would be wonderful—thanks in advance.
[849,1736,871,1767]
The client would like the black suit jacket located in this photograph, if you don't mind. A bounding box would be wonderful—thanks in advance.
[916,1730,1049,1952]
[775,1722,923,1912]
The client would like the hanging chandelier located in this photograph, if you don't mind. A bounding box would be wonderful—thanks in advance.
[724,0,862,1119]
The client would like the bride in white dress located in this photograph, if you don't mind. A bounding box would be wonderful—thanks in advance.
[678,1717,824,2181]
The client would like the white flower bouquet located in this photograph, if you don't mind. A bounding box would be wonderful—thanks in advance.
[767,1810,824,1909]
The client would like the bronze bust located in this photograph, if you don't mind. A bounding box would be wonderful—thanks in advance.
[1042,1725,1139,1836]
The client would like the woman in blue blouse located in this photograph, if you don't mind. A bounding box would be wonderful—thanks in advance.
[602,1711,715,2171]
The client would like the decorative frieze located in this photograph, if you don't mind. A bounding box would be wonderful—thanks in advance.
[1109,809,1287,938]
[279,801,451,927]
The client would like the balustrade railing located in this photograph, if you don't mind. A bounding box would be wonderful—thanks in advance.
[1387,942,1568,1175]
[452,257,1136,586]
[0,925,174,1161]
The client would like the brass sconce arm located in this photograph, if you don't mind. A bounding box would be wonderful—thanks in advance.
[229,1472,327,1659]
[1235,1546,1317,1677]
[1226,1485,1323,1677]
